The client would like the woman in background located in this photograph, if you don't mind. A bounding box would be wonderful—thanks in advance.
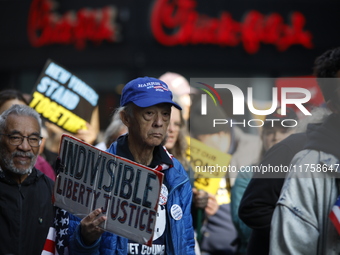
[165,104,202,255]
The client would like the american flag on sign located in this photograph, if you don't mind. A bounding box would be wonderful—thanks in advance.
[329,195,340,235]
[41,207,69,255]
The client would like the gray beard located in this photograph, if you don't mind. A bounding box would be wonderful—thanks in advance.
[1,150,37,175]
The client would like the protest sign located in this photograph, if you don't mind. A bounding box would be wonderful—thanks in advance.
[29,59,99,133]
[187,137,232,195]
[54,134,164,246]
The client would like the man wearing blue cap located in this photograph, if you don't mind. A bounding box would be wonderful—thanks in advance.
[68,77,195,255]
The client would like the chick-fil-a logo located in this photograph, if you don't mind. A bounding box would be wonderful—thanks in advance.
[150,0,313,54]
[27,0,120,50]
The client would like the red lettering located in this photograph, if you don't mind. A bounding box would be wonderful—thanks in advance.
[56,175,64,195]
[118,200,128,224]
[146,210,156,234]
[72,181,80,201]
[139,208,148,231]
[102,194,111,214]
[65,178,73,198]
[128,204,137,226]
[151,0,313,54]
[78,183,86,205]
[85,187,93,207]
[110,197,120,220]
[27,0,120,50]
[91,190,101,211]
[134,207,141,228]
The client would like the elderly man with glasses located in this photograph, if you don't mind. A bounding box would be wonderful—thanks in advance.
[0,104,54,255]
[68,77,195,255]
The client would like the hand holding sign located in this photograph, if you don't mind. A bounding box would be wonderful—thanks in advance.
[192,188,209,209]
[54,135,164,246]
[80,208,107,245]
[205,193,219,216]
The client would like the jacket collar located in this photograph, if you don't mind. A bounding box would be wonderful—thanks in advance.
[0,167,40,185]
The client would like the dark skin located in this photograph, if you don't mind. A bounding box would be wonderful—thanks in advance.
[0,115,40,184]
[120,103,171,165]
[80,208,107,245]
[79,103,172,245]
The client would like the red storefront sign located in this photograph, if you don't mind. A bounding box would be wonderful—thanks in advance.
[27,0,120,50]
[151,0,313,54]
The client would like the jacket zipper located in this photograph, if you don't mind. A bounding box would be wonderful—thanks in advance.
[18,184,23,254]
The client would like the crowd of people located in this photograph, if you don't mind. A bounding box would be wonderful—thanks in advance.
[1,46,340,255]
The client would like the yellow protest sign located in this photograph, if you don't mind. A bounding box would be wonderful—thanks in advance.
[187,137,232,196]
[30,91,87,133]
[29,59,98,134]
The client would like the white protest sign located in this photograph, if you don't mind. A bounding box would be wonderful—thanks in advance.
[54,135,164,246]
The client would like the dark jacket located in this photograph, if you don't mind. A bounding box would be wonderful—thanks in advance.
[0,167,54,255]
[304,113,340,160]
[238,132,307,255]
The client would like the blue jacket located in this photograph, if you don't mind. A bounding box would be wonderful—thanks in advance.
[68,139,195,255]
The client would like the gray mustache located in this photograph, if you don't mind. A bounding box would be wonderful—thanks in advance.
[12,152,34,159]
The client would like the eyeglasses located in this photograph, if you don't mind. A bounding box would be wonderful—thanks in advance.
[0,133,43,147]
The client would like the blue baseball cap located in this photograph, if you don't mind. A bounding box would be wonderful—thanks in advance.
[120,76,182,110]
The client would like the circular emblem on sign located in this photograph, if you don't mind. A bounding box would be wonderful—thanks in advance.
[159,184,168,205]
[170,204,183,220]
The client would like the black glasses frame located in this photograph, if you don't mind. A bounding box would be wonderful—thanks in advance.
[0,133,43,147]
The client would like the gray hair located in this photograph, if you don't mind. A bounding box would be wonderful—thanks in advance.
[0,104,42,133]
[116,103,134,119]
[104,109,127,147]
